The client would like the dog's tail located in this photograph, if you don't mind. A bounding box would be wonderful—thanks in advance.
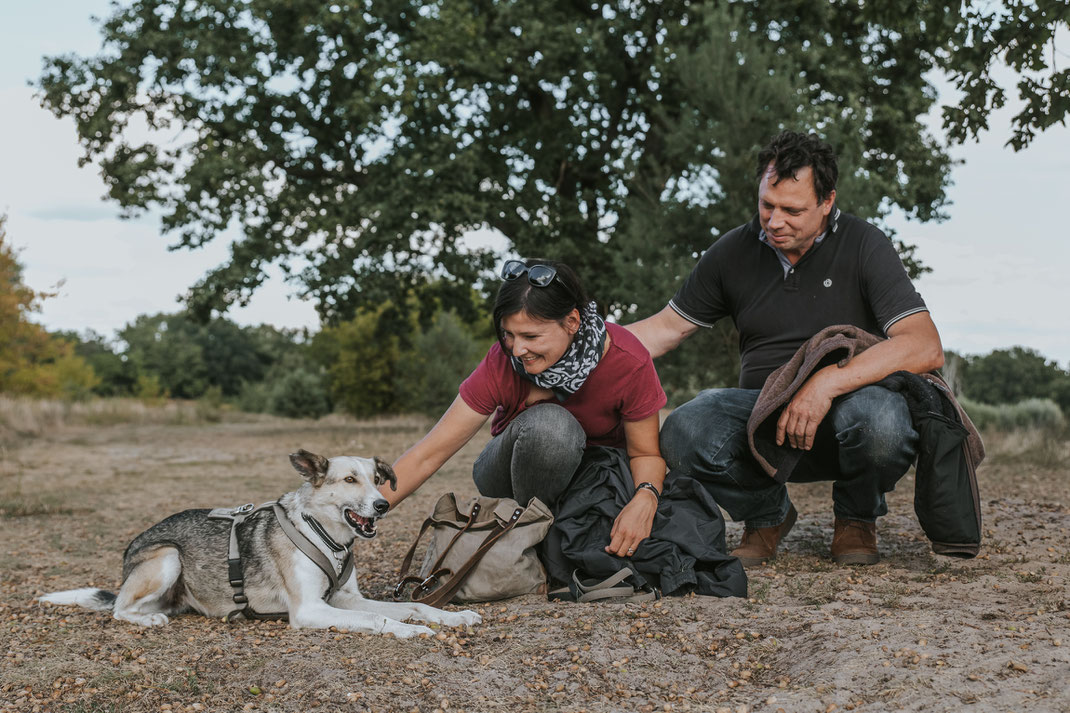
[38,588,116,611]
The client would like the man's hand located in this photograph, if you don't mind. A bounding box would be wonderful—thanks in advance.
[604,489,658,557]
[774,313,945,452]
[776,369,836,450]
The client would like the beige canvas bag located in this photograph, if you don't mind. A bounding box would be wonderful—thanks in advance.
[393,493,553,605]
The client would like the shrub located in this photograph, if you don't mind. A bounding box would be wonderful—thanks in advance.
[195,385,225,422]
[0,218,100,400]
[313,305,402,418]
[395,311,488,417]
[959,397,1065,432]
[237,380,272,414]
[135,373,168,404]
[266,368,332,419]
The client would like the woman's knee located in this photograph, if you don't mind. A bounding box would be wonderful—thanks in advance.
[514,403,585,452]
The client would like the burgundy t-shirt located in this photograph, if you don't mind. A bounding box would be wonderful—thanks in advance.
[459,322,667,449]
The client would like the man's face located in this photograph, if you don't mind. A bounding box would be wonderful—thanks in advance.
[757,163,835,264]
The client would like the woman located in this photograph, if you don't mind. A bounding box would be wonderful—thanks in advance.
[386,258,667,558]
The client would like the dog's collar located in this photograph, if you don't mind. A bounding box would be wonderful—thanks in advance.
[301,513,350,553]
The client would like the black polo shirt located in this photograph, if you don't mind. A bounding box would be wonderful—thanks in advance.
[670,209,928,389]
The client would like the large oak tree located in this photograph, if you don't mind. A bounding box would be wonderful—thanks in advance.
[38,0,1070,393]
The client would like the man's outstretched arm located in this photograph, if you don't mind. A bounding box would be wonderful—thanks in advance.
[776,311,944,451]
[625,306,701,358]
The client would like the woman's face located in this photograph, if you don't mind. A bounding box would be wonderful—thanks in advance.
[500,308,580,375]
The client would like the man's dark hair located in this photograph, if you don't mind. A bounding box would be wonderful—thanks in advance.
[756,131,839,203]
[492,258,589,351]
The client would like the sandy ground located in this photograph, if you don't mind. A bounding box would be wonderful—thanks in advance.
[1,414,1068,713]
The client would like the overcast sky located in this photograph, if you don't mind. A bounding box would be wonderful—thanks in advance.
[3,2,1069,368]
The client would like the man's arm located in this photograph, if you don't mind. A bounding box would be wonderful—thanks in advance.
[776,312,944,450]
[625,306,701,358]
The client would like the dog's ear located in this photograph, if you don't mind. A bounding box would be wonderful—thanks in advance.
[374,457,398,492]
[289,449,329,486]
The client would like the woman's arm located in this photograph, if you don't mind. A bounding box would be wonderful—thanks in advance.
[605,412,666,557]
[382,395,490,509]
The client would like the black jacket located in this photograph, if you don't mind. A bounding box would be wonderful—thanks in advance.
[543,447,748,598]
[876,371,983,557]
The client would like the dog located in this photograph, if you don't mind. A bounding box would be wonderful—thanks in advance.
[38,449,480,638]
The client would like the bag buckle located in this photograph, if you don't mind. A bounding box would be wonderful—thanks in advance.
[392,575,423,601]
[393,568,452,601]
[413,568,452,599]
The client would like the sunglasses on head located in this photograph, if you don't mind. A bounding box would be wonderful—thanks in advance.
[500,260,558,287]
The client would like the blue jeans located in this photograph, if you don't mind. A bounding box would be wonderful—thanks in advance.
[660,386,918,528]
[472,403,586,506]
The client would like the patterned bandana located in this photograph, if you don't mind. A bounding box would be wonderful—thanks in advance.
[508,301,607,401]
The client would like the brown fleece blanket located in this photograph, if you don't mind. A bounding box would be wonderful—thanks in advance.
[746,324,985,482]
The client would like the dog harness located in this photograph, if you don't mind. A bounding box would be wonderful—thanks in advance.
[207,501,355,622]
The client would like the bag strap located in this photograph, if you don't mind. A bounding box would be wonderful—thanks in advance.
[571,568,636,602]
[406,506,525,608]
[427,501,484,574]
[393,500,483,600]
[549,567,662,604]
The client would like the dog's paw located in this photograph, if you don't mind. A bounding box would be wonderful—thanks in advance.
[384,622,435,639]
[115,612,169,627]
[444,609,482,628]
[145,613,170,627]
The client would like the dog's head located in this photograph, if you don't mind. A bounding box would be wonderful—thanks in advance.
[288,449,397,540]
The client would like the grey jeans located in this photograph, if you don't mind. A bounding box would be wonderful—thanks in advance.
[660,385,918,527]
[472,403,586,506]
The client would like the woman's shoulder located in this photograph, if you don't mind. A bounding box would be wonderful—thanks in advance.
[459,339,522,411]
[477,340,515,374]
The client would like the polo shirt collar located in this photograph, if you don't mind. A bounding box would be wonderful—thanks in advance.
[758,205,841,276]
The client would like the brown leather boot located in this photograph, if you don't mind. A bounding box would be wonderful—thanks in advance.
[731,505,798,566]
[831,518,880,565]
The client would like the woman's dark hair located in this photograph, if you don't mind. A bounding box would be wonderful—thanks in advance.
[492,258,589,350]
[756,130,839,204]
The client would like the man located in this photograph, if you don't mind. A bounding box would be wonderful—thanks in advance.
[627,130,943,566]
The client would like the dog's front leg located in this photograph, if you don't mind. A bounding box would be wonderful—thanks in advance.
[290,600,434,637]
[284,559,433,638]
[330,572,482,629]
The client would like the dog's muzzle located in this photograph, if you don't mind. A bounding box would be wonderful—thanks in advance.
[344,509,379,538]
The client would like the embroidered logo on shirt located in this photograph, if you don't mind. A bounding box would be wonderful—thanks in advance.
[823,279,832,288]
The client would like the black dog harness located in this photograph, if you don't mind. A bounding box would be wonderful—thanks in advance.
[207,501,355,621]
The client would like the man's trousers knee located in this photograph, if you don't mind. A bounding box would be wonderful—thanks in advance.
[660,385,918,526]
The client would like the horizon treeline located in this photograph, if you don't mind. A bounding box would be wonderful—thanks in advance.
[6,214,1070,424]
[23,308,1070,427]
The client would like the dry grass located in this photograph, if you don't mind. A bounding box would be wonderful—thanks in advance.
[981,425,1070,470]
[0,397,213,445]
[1,415,1068,713]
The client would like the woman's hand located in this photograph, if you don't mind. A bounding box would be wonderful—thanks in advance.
[605,488,658,557]
[609,413,666,557]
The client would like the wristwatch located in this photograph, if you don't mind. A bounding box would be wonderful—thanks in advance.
[635,482,660,501]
